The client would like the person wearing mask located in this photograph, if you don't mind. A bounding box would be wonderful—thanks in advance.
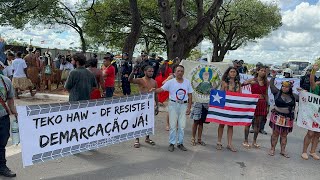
[65,53,97,101]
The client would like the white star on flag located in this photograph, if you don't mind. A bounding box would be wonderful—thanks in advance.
[212,92,223,103]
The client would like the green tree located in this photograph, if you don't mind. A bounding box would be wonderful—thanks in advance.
[157,0,223,59]
[208,0,282,62]
[84,0,165,57]
[0,0,57,28]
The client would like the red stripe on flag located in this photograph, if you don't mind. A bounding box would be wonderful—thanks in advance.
[206,118,252,126]
[226,91,259,98]
[209,105,256,112]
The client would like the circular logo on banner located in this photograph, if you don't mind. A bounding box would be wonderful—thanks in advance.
[190,64,222,101]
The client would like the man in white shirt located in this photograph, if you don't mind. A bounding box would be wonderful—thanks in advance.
[153,65,193,152]
[11,52,35,99]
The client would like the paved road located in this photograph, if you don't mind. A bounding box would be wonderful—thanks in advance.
[4,96,320,180]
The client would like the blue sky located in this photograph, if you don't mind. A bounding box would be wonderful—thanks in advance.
[1,0,320,65]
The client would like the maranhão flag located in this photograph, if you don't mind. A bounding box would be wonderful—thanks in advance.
[206,89,259,126]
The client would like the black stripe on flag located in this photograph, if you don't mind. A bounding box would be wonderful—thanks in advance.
[208,111,254,119]
[225,99,257,105]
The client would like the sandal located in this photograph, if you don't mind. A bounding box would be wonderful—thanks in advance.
[252,143,260,149]
[134,142,140,148]
[191,138,196,146]
[216,143,223,150]
[227,145,237,152]
[145,139,156,146]
[197,139,206,146]
[301,153,309,160]
[268,150,275,156]
[280,152,290,158]
[309,152,320,160]
[242,142,251,149]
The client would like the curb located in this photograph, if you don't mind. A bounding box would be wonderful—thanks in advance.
[20,93,69,101]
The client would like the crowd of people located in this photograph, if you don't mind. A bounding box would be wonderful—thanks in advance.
[1,38,320,178]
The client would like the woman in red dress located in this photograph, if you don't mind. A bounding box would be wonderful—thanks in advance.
[242,65,268,148]
[155,60,172,105]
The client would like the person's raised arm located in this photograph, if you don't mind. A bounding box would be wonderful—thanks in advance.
[129,66,141,84]
[270,70,279,95]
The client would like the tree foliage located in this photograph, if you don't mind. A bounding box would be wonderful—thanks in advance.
[0,0,57,28]
[208,0,282,62]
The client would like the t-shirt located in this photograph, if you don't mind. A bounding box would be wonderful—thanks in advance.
[0,75,14,117]
[12,58,27,78]
[60,62,74,71]
[3,65,13,78]
[104,65,115,87]
[161,78,193,101]
[64,67,97,101]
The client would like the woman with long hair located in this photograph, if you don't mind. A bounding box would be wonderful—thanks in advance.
[216,67,241,152]
[269,70,298,158]
[243,65,268,148]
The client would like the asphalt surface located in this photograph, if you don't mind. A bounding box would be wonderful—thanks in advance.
[3,95,320,180]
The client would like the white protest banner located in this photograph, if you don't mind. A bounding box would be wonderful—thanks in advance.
[17,93,155,167]
[297,91,320,132]
[181,60,231,103]
[239,74,300,104]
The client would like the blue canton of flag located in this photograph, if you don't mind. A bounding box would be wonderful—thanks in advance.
[209,90,226,107]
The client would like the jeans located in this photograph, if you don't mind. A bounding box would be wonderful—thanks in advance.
[105,87,115,98]
[168,101,187,145]
[0,115,10,168]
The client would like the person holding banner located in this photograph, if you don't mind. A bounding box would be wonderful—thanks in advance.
[301,64,320,160]
[129,65,159,148]
[153,65,193,152]
[268,70,298,158]
[242,65,268,148]
[0,74,17,177]
[216,67,241,152]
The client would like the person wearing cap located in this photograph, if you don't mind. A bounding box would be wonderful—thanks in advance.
[148,53,160,79]
[268,70,299,158]
[121,52,132,95]
[12,51,35,98]
[103,56,116,97]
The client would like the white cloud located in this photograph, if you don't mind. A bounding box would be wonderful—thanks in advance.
[225,1,320,65]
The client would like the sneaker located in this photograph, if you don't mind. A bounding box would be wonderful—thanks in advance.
[249,129,254,133]
[259,130,268,135]
[168,144,174,152]
[177,144,187,151]
[0,167,16,177]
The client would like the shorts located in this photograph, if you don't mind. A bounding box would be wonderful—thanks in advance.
[190,103,209,122]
